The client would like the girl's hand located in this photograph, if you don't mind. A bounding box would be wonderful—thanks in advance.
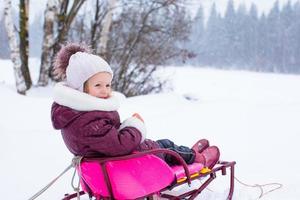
[133,113,144,123]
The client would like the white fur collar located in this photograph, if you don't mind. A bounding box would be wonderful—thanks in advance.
[53,82,120,111]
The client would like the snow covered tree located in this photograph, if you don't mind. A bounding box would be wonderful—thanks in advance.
[266,1,281,72]
[184,0,300,73]
[4,0,27,94]
[67,0,191,96]
[107,0,190,96]
[187,5,205,65]
[19,0,32,89]
[38,0,86,84]
[256,13,269,70]
[289,1,300,72]
[97,0,117,58]
[247,3,259,68]
[89,0,104,50]
[232,4,247,66]
[202,3,225,66]
[51,0,86,60]
[223,0,236,66]
[37,0,57,86]
[280,1,295,73]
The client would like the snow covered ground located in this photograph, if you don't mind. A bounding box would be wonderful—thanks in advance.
[1,58,300,199]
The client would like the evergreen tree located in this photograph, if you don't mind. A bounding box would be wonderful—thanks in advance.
[223,0,236,66]
[247,3,259,68]
[266,0,281,72]
[292,2,300,72]
[281,1,295,72]
[257,13,269,71]
[234,3,248,67]
[184,0,300,74]
[202,3,225,66]
[188,5,205,65]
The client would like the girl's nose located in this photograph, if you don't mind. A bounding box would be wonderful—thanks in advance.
[100,89,108,94]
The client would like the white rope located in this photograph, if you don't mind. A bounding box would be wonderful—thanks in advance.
[199,175,282,199]
[28,156,83,200]
[28,163,73,200]
[71,157,83,200]
[234,177,283,199]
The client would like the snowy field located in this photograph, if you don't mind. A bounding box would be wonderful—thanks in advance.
[1,58,300,199]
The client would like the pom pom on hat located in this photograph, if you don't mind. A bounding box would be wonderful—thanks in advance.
[53,43,113,91]
[53,43,91,80]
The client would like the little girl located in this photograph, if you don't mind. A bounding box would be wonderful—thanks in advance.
[51,43,220,168]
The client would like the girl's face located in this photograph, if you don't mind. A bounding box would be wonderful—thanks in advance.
[84,72,112,99]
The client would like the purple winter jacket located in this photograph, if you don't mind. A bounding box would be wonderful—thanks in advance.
[52,103,145,157]
[51,82,158,157]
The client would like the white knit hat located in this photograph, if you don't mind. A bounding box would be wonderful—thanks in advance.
[66,52,113,91]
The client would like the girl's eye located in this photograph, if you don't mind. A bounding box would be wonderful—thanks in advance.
[106,84,111,88]
[95,84,101,87]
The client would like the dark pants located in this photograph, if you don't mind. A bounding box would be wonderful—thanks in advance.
[156,139,195,165]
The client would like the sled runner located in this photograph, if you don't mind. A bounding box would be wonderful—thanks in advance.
[63,149,236,200]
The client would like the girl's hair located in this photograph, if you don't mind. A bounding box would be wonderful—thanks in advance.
[83,81,89,94]
[53,43,91,80]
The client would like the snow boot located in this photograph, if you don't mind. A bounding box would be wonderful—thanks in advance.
[201,146,220,169]
[192,139,209,154]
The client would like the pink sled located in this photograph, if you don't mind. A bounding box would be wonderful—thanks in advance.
[63,149,236,200]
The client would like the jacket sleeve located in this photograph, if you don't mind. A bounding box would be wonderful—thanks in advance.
[80,116,147,157]
[51,102,81,130]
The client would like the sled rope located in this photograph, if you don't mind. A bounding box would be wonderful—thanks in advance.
[234,176,283,199]
[28,156,83,200]
[71,157,83,200]
[199,175,282,199]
